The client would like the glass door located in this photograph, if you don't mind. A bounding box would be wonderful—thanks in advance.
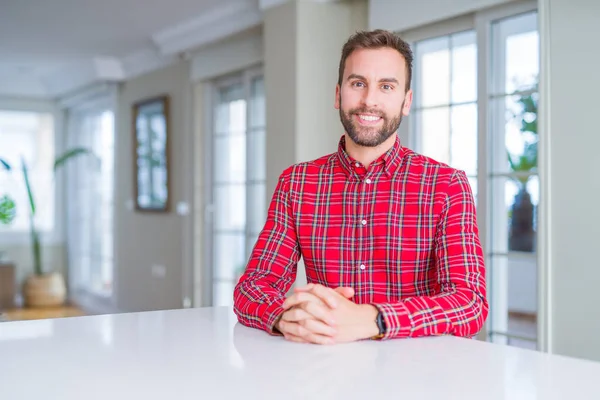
[208,67,265,306]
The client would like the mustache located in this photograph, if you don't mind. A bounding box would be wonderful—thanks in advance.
[349,108,384,118]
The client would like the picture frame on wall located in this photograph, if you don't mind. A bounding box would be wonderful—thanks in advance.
[132,95,170,212]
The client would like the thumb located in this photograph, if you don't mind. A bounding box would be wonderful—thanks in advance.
[334,286,354,299]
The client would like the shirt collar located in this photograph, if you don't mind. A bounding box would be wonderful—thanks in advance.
[337,134,404,178]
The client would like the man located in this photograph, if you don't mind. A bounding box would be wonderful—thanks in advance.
[233,29,488,345]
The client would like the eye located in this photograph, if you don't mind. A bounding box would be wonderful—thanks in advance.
[352,81,365,88]
[382,84,394,91]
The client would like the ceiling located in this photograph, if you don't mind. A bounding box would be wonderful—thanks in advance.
[0,0,270,99]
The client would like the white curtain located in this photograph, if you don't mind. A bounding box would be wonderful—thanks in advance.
[64,85,116,299]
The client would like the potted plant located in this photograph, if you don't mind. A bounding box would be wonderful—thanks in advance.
[507,87,538,252]
[0,149,94,307]
[0,194,17,309]
[0,193,16,261]
[0,194,16,225]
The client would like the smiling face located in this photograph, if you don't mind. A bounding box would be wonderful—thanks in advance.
[335,47,413,147]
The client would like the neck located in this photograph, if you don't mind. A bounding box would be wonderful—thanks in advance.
[345,133,397,169]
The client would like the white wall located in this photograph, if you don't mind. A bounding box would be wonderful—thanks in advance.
[296,0,369,163]
[264,0,368,287]
[115,61,191,313]
[190,27,263,82]
[265,0,369,196]
[542,0,600,362]
[369,0,515,31]
[264,1,298,200]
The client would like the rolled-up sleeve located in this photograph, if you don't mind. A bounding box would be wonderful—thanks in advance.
[233,169,301,334]
[374,170,489,339]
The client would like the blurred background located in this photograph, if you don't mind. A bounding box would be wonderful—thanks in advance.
[0,0,598,363]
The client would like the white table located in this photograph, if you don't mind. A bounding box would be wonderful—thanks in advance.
[1,306,599,399]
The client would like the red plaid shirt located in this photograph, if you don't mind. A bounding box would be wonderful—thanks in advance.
[234,136,488,339]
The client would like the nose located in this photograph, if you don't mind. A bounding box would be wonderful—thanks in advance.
[362,85,378,109]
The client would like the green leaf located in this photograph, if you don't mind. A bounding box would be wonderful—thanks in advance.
[507,150,517,171]
[508,85,539,178]
[521,119,537,134]
[31,221,42,275]
[0,195,16,225]
[20,156,36,216]
[520,95,537,114]
[54,147,95,171]
[0,158,11,171]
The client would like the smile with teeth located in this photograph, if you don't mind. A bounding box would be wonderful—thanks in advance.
[356,114,382,124]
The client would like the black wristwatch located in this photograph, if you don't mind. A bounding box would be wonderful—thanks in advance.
[372,311,386,339]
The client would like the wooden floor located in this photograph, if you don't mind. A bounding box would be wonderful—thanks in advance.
[1,305,86,322]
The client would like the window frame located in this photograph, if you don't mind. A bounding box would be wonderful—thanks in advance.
[410,28,479,192]
[400,0,541,348]
[62,85,119,314]
[202,65,265,307]
[0,98,65,246]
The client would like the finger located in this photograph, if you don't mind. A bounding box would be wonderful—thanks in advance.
[293,283,315,292]
[284,333,309,344]
[289,284,339,309]
[334,287,355,299]
[283,291,326,310]
[299,318,337,337]
[297,285,353,299]
[281,307,313,323]
[306,333,335,345]
[283,304,336,327]
[300,301,336,326]
[306,284,340,309]
[279,321,334,345]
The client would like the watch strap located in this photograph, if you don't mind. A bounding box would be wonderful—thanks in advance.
[371,310,386,340]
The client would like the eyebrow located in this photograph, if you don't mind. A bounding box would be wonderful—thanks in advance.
[347,74,400,85]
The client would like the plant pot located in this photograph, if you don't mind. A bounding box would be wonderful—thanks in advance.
[509,187,535,252]
[23,272,66,307]
[0,263,16,309]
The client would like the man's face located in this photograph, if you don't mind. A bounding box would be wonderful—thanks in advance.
[335,47,413,147]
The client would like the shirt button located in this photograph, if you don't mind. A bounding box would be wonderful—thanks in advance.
[360,264,366,270]
[355,162,360,168]
[365,178,372,184]
[361,219,367,225]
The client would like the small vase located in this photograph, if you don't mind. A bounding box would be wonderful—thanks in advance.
[509,186,535,252]
[23,272,67,307]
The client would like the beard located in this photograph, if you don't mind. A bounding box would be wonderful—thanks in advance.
[339,98,404,147]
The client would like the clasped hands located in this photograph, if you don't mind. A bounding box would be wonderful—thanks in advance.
[275,283,379,344]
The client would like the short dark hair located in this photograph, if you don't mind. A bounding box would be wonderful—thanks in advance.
[338,29,413,92]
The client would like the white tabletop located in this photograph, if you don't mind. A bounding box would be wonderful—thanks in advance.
[1,306,599,400]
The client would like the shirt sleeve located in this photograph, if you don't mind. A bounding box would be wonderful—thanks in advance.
[233,169,301,334]
[374,170,489,339]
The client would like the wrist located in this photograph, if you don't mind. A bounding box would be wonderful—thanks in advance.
[360,304,380,339]
[272,311,285,335]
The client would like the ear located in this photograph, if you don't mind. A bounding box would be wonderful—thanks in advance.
[402,89,413,116]
[334,84,341,110]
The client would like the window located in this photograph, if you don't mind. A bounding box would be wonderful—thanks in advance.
[66,109,115,297]
[0,110,55,234]
[207,68,265,307]
[412,30,478,200]
[409,5,539,350]
[488,11,539,350]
